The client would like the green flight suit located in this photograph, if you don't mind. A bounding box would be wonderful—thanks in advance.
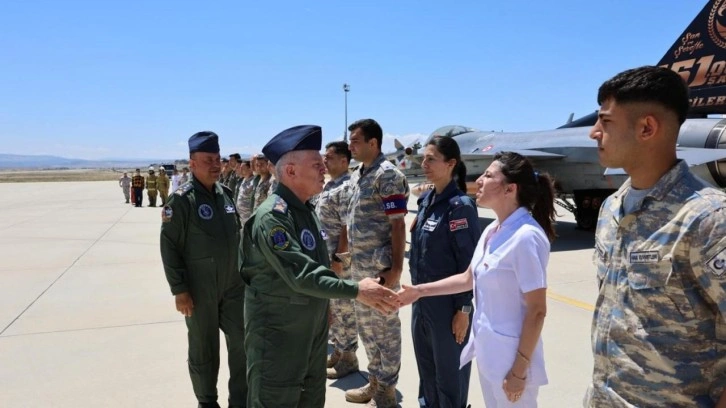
[160,175,247,407]
[241,183,358,408]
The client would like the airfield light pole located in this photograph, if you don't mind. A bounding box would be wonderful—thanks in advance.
[343,83,350,142]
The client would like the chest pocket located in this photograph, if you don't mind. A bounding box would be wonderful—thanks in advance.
[627,260,696,325]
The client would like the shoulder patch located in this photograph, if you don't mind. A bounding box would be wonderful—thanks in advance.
[161,206,173,222]
[270,226,290,250]
[175,182,193,196]
[273,196,288,214]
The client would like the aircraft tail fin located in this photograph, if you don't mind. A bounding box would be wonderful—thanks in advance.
[659,0,726,114]
[394,139,405,151]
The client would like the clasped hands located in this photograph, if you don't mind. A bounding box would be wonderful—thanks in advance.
[356,274,423,314]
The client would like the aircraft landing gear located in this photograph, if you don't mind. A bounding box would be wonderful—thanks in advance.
[572,189,616,230]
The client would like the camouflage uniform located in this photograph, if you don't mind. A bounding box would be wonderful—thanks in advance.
[253,175,272,211]
[315,173,357,353]
[268,177,278,198]
[585,160,726,407]
[347,153,409,387]
[236,175,256,230]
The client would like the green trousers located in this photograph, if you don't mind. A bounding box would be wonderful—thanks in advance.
[186,281,247,406]
[244,287,328,407]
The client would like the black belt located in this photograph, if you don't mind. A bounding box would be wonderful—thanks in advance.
[245,286,310,305]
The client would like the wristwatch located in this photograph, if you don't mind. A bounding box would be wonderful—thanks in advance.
[331,253,342,263]
[460,305,472,314]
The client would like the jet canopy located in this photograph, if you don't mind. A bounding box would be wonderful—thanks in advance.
[425,125,478,144]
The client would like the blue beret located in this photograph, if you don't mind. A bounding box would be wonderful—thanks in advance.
[188,131,220,154]
[262,125,322,165]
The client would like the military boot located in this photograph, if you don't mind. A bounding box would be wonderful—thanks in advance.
[326,351,359,379]
[365,383,397,408]
[345,376,378,403]
[326,348,341,369]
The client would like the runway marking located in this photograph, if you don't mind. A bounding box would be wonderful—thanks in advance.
[0,319,181,338]
[547,291,595,312]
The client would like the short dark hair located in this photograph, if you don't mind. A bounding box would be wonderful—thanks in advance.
[325,141,352,162]
[240,160,251,167]
[221,158,229,163]
[348,118,383,150]
[229,153,241,161]
[597,65,690,125]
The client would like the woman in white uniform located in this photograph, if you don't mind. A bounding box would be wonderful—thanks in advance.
[399,151,556,407]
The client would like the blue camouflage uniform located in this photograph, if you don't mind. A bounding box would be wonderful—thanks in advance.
[585,160,726,407]
[347,152,409,387]
[409,180,480,408]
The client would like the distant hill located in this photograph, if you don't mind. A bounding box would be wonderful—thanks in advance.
[0,154,175,170]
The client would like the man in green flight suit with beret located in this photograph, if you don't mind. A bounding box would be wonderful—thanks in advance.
[160,131,247,408]
[241,125,400,408]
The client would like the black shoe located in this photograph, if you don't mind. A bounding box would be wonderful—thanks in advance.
[198,403,221,408]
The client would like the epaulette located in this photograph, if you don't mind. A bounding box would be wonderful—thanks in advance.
[380,160,396,171]
[272,196,288,214]
[175,182,194,196]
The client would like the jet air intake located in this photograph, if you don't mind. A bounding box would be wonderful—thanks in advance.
[704,119,726,187]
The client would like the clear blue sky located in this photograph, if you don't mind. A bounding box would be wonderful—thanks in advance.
[0,0,704,160]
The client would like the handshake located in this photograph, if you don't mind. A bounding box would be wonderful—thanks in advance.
[355,277,421,314]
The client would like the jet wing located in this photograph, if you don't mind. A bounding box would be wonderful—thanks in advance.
[461,149,565,161]
[603,147,726,176]
[675,147,726,166]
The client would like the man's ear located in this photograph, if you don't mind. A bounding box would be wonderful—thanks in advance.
[638,114,659,141]
[284,163,295,178]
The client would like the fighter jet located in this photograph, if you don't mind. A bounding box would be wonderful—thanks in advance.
[405,0,726,230]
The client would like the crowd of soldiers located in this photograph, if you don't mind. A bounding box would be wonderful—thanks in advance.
[151,66,726,408]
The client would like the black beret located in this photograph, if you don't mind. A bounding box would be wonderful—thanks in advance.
[262,125,322,165]
[188,131,220,154]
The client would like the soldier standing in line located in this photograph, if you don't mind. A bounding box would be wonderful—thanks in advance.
[119,172,131,203]
[146,167,159,207]
[226,153,241,192]
[314,141,359,379]
[585,66,726,406]
[160,131,247,408]
[266,160,278,197]
[240,124,399,408]
[131,168,145,207]
[234,159,255,231]
[344,119,409,408]
[157,166,170,206]
[180,167,190,185]
[252,154,272,211]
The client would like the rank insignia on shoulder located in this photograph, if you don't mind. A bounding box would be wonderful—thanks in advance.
[270,226,290,250]
[273,196,288,214]
[707,248,726,277]
[224,204,235,214]
[175,183,193,196]
[161,206,173,222]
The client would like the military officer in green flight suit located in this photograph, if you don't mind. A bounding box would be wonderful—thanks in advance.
[241,125,400,408]
[160,131,247,408]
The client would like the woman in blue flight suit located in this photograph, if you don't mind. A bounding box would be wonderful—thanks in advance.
[409,136,481,408]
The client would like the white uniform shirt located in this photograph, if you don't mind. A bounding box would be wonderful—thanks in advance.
[460,207,549,386]
[171,174,181,192]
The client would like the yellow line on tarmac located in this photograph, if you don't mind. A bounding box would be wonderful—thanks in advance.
[547,291,595,312]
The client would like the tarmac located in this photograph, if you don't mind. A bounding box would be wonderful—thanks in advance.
[0,180,597,407]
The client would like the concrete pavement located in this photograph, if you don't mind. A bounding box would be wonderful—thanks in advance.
[0,180,597,407]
